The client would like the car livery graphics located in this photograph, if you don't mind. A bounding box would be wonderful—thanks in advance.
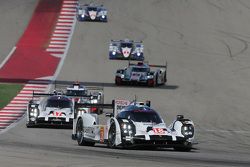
[72,99,196,151]
[115,61,167,87]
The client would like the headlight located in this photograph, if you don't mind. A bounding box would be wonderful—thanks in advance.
[137,52,141,56]
[112,51,116,55]
[30,108,39,117]
[120,74,125,79]
[147,75,153,79]
[122,124,127,129]
[128,125,131,130]
[181,124,194,138]
[81,14,85,18]
[101,15,105,19]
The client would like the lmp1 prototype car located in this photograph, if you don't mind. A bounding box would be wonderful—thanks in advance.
[66,82,104,114]
[72,99,196,151]
[109,39,144,61]
[76,3,107,22]
[115,61,167,87]
[26,91,74,128]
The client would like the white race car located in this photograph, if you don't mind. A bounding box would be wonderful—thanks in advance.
[72,99,196,151]
[26,91,74,128]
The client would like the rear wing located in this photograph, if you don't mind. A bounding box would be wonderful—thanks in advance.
[129,60,167,69]
[73,99,151,119]
[74,101,115,119]
[32,91,92,98]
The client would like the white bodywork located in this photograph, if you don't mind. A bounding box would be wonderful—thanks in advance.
[72,100,195,149]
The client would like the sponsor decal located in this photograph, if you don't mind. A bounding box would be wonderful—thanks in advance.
[100,126,104,143]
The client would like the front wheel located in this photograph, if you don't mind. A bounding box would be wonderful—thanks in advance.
[173,142,192,152]
[108,123,116,148]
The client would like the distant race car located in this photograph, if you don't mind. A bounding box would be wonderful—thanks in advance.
[76,3,107,22]
[66,82,104,114]
[109,39,144,61]
[72,99,196,151]
[115,61,167,87]
[26,91,74,128]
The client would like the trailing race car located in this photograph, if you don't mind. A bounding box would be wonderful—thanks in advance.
[109,39,144,61]
[72,99,196,151]
[115,61,167,87]
[66,82,104,114]
[76,3,107,22]
[26,91,74,128]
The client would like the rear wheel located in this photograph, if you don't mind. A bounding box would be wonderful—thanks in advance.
[108,123,116,148]
[76,119,95,146]
[115,76,122,86]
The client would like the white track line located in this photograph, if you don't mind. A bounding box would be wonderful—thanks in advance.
[0,47,16,69]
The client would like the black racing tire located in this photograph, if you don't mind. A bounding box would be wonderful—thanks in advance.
[108,123,116,148]
[76,119,95,146]
[173,146,192,152]
[26,123,34,128]
[76,118,84,146]
[164,71,167,83]
[115,76,122,86]
[155,73,159,86]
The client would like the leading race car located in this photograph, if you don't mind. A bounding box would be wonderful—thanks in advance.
[115,61,167,87]
[109,39,144,61]
[26,91,74,128]
[76,3,107,22]
[72,99,196,151]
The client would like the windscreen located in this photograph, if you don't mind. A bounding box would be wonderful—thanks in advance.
[132,67,149,73]
[88,7,97,11]
[118,110,162,124]
[131,111,162,123]
[46,99,71,108]
[121,43,133,48]
[66,90,86,96]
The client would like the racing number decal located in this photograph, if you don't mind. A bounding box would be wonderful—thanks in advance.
[54,112,62,117]
[153,128,164,134]
[100,126,104,143]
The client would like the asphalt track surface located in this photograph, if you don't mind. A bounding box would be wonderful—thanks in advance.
[1,0,250,167]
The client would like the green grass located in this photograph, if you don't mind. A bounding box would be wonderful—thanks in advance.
[0,83,23,109]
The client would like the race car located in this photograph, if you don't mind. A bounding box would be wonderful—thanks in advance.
[109,39,144,61]
[26,91,74,128]
[66,82,104,114]
[76,3,107,22]
[115,61,167,87]
[72,99,196,151]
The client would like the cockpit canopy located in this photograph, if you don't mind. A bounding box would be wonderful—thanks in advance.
[116,106,163,124]
[46,96,72,108]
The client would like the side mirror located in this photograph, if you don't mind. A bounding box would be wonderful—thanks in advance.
[105,113,114,117]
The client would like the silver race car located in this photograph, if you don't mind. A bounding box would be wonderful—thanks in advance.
[76,3,107,22]
[26,91,74,128]
[115,61,167,87]
[72,99,196,151]
[109,39,144,61]
[66,82,104,114]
